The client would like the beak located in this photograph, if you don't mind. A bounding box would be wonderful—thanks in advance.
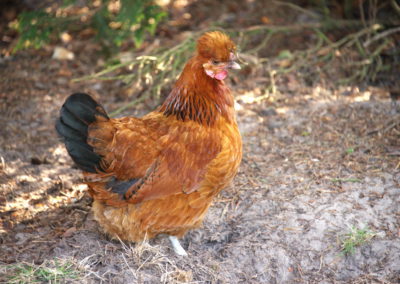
[228,60,241,70]
[227,51,241,70]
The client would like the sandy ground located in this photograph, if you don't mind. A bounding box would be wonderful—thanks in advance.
[1,46,399,283]
[1,1,399,283]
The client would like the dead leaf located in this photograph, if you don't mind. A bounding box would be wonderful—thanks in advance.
[63,227,77,238]
[277,59,292,68]
[52,47,75,60]
[261,16,271,24]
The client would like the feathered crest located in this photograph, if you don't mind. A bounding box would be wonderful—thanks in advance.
[196,31,236,62]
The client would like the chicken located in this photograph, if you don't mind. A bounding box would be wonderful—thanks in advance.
[55,31,242,255]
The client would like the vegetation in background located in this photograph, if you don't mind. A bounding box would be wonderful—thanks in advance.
[78,0,399,115]
[10,0,399,115]
[12,0,166,53]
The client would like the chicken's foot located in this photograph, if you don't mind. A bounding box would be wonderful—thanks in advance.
[169,236,188,256]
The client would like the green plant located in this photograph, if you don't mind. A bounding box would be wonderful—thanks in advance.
[4,259,81,283]
[13,0,166,53]
[93,0,166,49]
[13,11,61,51]
[340,226,376,255]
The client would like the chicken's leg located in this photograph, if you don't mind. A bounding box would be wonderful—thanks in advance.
[169,236,188,256]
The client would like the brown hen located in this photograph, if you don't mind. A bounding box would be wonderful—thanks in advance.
[56,31,242,255]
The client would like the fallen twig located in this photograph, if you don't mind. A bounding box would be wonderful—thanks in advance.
[367,115,400,135]
[363,26,400,47]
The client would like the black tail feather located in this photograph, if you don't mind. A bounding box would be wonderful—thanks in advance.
[56,93,109,173]
[58,107,88,136]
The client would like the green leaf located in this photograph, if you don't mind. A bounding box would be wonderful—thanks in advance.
[278,49,293,59]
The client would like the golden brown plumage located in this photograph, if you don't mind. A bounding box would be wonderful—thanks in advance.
[56,31,242,247]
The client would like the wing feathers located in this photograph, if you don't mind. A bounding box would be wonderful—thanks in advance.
[77,115,223,206]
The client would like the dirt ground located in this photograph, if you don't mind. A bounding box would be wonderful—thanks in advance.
[1,1,400,283]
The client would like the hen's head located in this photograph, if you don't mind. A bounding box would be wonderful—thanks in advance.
[196,31,240,81]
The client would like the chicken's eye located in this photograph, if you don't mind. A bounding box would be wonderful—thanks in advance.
[211,59,220,65]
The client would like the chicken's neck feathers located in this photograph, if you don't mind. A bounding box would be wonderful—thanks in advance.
[159,56,234,126]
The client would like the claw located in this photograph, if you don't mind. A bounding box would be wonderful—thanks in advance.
[169,236,188,256]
